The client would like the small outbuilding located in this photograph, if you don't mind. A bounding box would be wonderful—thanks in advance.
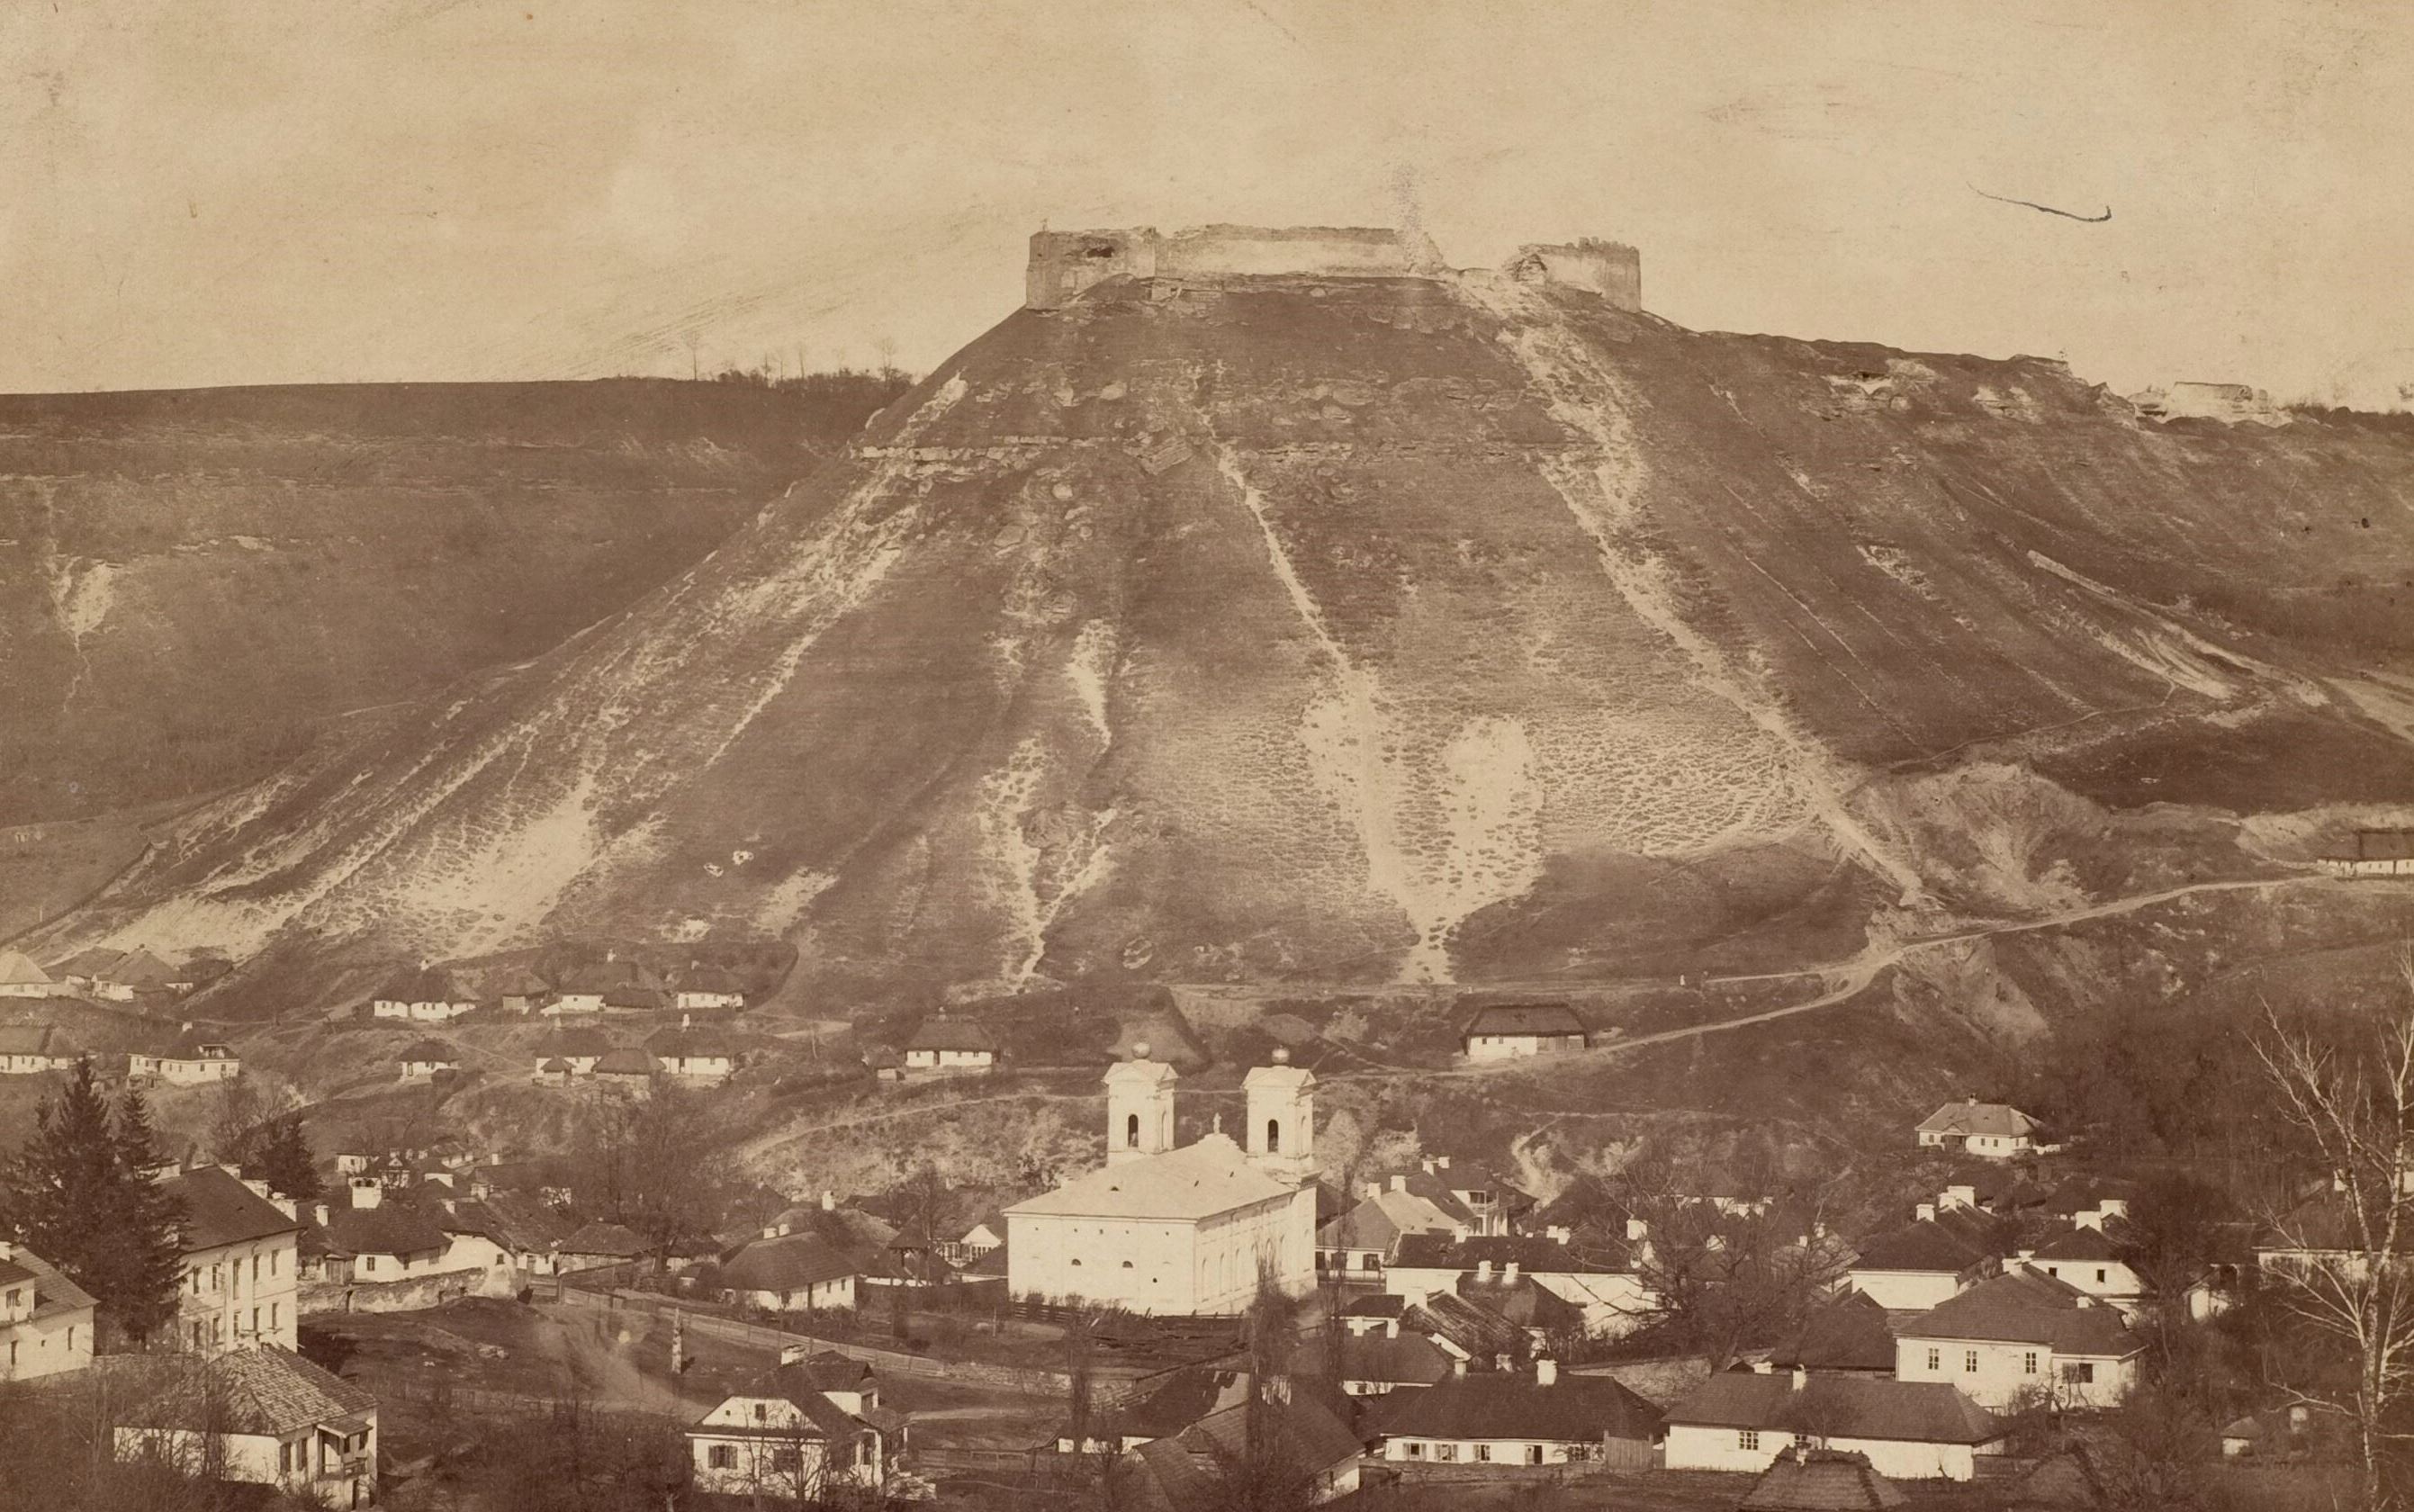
[1459,1003,1590,1061]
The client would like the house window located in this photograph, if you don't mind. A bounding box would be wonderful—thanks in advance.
[2024,1352,2039,1375]
[1739,1430,1761,1451]
[1437,1444,1457,1462]
[1925,1348,1940,1372]
[2062,1362,2096,1384]
[770,1446,801,1473]
[1964,1350,1979,1373]
[755,1403,768,1422]
[270,1250,278,1275]
[1476,1444,1491,1462]
[363,1256,377,1274]
[1406,1443,1424,1459]
[2096,1268,2108,1283]
[707,1445,736,1470]
[1362,1255,1381,1272]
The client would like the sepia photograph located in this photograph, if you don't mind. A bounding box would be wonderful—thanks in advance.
[3,2,2413,1508]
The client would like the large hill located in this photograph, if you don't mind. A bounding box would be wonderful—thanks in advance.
[21,268,2414,1016]
[0,376,905,830]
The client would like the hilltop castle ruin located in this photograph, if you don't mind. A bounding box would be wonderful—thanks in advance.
[1025,224,1641,312]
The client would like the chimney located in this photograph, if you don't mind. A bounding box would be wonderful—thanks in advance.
[270,1196,298,1222]
[1536,1357,1557,1387]
[1493,1354,1511,1372]
[240,1177,271,1200]
[779,1344,808,1367]
[1452,1357,1467,1378]
[821,1190,836,1212]
[681,1012,692,1030]
[1791,1365,1807,1391]
[0,1241,12,1263]
[1503,1261,1519,1284]
[1476,1260,1493,1282]
[1384,1318,1400,1338]
[1914,1202,1935,1223]
[1390,1175,1408,1193]
[313,1202,329,1228]
[351,1182,382,1210]
[763,1225,780,1240]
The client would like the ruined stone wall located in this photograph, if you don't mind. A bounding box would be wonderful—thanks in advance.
[1507,240,1643,310]
[1025,230,1157,310]
[1025,225,1445,308]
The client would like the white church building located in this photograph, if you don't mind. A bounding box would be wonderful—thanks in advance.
[1004,1047,1320,1316]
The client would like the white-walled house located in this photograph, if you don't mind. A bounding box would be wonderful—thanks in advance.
[0,950,68,998]
[670,962,748,1012]
[369,964,477,1022]
[1119,1382,1364,1508]
[1847,1211,2000,1311]
[1383,1234,1649,1336]
[2017,1222,2145,1318]
[131,1028,241,1086]
[687,1351,892,1500]
[717,1227,861,1313]
[397,1039,461,1081]
[1379,1358,1661,1468]
[113,1346,377,1508]
[162,1166,302,1354]
[647,1018,736,1084]
[1663,1371,2009,1481]
[1005,1048,1319,1315]
[1915,1099,2046,1159]
[0,1024,81,1075]
[902,1015,999,1074]
[1316,1185,1464,1276]
[1460,1004,1590,1061]
[1894,1271,2142,1409]
[1,1241,96,1381]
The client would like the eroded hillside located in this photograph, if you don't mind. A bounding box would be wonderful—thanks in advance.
[27,277,2414,1009]
[0,377,905,827]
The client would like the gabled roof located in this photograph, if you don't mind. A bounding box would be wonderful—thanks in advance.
[645,1025,734,1058]
[1316,1190,1460,1252]
[1103,1367,1250,1440]
[1773,1292,1900,1373]
[718,1232,860,1292]
[555,957,666,997]
[1454,1272,1586,1333]
[1740,1446,1908,1509]
[1461,1003,1589,1040]
[320,1201,449,1259]
[1377,1368,1662,1444]
[905,1016,999,1054]
[2028,1223,2126,1264]
[165,1166,301,1251]
[671,963,747,994]
[4,1244,97,1317]
[0,1024,74,1058]
[539,1026,612,1058]
[398,1038,460,1063]
[1403,1292,1527,1361]
[1917,1099,2040,1139]
[116,1345,378,1436]
[1288,1331,1455,1387]
[793,1349,875,1394]
[1666,1372,2005,1445]
[1851,1218,1994,1275]
[51,947,127,978]
[439,1194,570,1253]
[710,1360,871,1442]
[0,950,54,987]
[1004,1134,1293,1222]
[561,1221,653,1258]
[110,949,180,990]
[538,1056,572,1073]
[1391,1231,1633,1276]
[593,1047,657,1076]
[1898,1271,2142,1356]
[482,964,555,997]
[373,964,469,1004]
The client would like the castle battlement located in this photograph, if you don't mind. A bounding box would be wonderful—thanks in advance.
[1025,224,1641,311]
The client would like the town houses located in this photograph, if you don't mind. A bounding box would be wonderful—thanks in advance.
[162,1165,302,1354]
[1,1241,96,1381]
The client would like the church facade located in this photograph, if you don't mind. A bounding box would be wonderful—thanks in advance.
[1004,1047,1320,1316]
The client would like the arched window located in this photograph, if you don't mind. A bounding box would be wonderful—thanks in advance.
[1127,1112,1140,1148]
[1266,1118,1281,1154]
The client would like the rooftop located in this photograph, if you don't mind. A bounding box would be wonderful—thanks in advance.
[1917,1099,2040,1140]
[1897,1270,2142,1356]
[1005,1134,1293,1223]
[1740,1447,1908,1510]
[117,1346,379,1436]
[1377,1365,1662,1444]
[165,1166,301,1251]
[1461,1003,1590,1040]
[1666,1372,2005,1445]
[905,1016,1000,1055]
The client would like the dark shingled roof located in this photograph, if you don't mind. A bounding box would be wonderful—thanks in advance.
[1773,1292,1901,1374]
[1392,1231,1631,1276]
[398,1038,459,1063]
[1289,1331,1455,1388]
[320,1200,449,1259]
[1667,1372,2005,1445]
[1897,1271,2142,1357]
[117,1345,378,1436]
[1917,1099,2040,1139]
[1124,1389,1364,1512]
[2028,1222,2126,1263]
[1460,1003,1589,1040]
[905,1016,1000,1054]
[562,1221,653,1258]
[645,1024,734,1058]
[593,1047,656,1076]
[1852,1218,1994,1274]
[374,964,468,1004]
[164,1166,300,1251]
[0,1025,75,1058]
[1378,1367,1662,1444]
[1740,1446,1908,1509]
[539,1026,612,1058]
[716,1359,875,1442]
[718,1232,860,1292]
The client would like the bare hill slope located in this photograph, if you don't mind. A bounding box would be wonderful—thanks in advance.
[28,276,2414,1007]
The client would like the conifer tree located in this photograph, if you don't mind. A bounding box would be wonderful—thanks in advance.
[251,1115,323,1205]
[108,1084,189,1347]
[2,1060,121,1296]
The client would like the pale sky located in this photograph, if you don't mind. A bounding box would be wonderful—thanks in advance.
[6,0,2413,402]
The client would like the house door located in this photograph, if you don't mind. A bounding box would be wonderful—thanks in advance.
[1526,1444,1543,1465]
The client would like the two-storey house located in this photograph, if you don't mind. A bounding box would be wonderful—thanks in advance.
[163,1166,302,1353]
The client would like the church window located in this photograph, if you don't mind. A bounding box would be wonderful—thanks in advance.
[1127,1113,1140,1148]
[1266,1119,1281,1154]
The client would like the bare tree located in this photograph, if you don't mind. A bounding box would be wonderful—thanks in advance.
[1609,1156,1849,1372]
[2252,957,2414,1510]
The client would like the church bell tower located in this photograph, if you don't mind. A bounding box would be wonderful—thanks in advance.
[1103,1044,1176,1166]
[1243,1048,1316,1184]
